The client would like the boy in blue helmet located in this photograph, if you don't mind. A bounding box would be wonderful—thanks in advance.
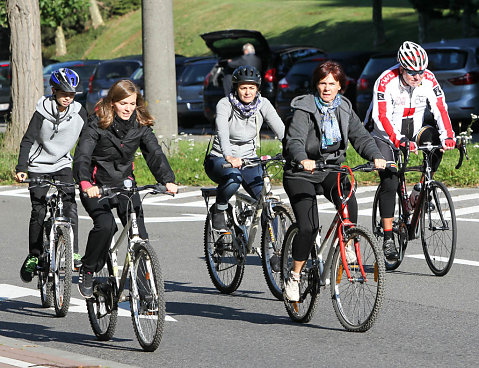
[15,68,88,282]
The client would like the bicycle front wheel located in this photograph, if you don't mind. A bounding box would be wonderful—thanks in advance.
[204,216,245,294]
[420,181,456,276]
[261,203,294,300]
[129,241,165,352]
[281,225,318,323]
[86,254,118,341]
[52,225,72,317]
[330,226,385,332]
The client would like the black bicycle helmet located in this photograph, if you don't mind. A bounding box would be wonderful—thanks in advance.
[49,68,80,93]
[231,65,261,86]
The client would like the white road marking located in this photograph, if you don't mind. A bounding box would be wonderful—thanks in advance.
[406,254,479,267]
[0,284,176,321]
[0,356,50,368]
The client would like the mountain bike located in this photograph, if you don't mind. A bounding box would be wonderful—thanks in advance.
[25,178,75,317]
[281,162,385,332]
[86,180,170,352]
[202,154,294,300]
[372,137,469,276]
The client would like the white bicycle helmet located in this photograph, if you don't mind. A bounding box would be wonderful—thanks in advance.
[397,41,428,72]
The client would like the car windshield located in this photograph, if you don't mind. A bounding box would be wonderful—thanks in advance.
[427,49,468,70]
[180,62,215,86]
[96,61,140,79]
[362,56,397,76]
[286,60,325,86]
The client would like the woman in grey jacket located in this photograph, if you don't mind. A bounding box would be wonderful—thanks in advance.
[204,65,284,231]
[282,61,386,302]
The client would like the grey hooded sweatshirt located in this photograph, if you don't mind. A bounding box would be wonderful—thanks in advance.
[16,96,87,174]
[283,94,383,182]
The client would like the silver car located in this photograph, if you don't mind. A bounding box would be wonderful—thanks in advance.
[423,38,479,124]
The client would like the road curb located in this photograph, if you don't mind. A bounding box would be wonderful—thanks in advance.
[0,335,141,368]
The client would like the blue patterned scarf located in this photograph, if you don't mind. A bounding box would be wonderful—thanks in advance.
[228,92,261,118]
[314,94,342,149]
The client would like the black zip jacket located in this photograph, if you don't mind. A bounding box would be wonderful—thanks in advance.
[73,114,175,187]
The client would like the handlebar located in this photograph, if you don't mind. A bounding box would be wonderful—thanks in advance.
[291,161,390,173]
[23,177,75,189]
[221,153,285,169]
[98,182,174,202]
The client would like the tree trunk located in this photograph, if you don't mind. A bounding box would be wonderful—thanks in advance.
[142,0,178,149]
[417,10,429,43]
[55,25,67,57]
[89,0,104,29]
[4,0,43,152]
[372,0,386,46]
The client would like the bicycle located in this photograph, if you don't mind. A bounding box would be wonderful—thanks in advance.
[85,180,170,352]
[24,177,75,317]
[281,162,385,332]
[372,137,469,276]
[202,154,294,300]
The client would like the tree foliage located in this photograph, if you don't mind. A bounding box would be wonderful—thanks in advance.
[0,4,7,29]
[39,0,89,29]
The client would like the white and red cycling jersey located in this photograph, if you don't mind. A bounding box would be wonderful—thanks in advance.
[369,63,455,148]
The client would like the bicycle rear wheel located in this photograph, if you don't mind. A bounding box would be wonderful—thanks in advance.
[261,203,294,300]
[129,241,165,352]
[420,181,456,276]
[281,224,318,323]
[372,184,406,270]
[330,226,385,332]
[39,225,53,308]
[86,254,118,341]
[204,214,245,294]
[53,225,72,317]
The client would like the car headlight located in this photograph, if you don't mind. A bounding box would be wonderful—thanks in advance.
[0,103,9,111]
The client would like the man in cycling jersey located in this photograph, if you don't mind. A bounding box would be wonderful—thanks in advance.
[367,41,456,261]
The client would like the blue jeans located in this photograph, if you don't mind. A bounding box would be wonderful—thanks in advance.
[204,154,263,209]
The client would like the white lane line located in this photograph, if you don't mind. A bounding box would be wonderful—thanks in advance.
[406,254,479,267]
[454,205,479,216]
[0,356,50,368]
[0,284,177,321]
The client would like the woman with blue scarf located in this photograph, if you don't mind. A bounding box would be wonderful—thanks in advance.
[282,61,386,302]
[204,65,284,231]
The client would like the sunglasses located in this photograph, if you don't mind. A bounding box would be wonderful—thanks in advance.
[405,69,425,76]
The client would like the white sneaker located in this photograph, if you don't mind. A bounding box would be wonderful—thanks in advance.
[345,239,357,264]
[284,271,300,301]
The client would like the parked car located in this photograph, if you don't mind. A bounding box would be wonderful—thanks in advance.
[275,51,371,123]
[355,52,397,121]
[177,57,217,125]
[201,29,325,123]
[43,59,100,107]
[422,38,479,126]
[0,61,11,121]
[86,59,142,114]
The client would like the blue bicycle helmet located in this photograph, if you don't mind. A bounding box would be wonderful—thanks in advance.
[49,68,80,93]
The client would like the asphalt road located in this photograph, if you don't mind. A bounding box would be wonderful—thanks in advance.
[0,184,478,367]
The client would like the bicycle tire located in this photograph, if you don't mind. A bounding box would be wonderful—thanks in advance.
[281,224,318,323]
[420,181,457,276]
[53,225,72,317]
[129,241,165,352]
[372,184,406,270]
[204,214,245,294]
[260,203,294,300]
[330,226,385,332]
[39,225,53,308]
[86,254,118,341]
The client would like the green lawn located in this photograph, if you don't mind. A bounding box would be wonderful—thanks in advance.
[46,0,466,61]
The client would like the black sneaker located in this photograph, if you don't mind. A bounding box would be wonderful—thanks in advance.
[20,254,39,283]
[78,267,94,298]
[211,207,228,232]
[383,239,399,261]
